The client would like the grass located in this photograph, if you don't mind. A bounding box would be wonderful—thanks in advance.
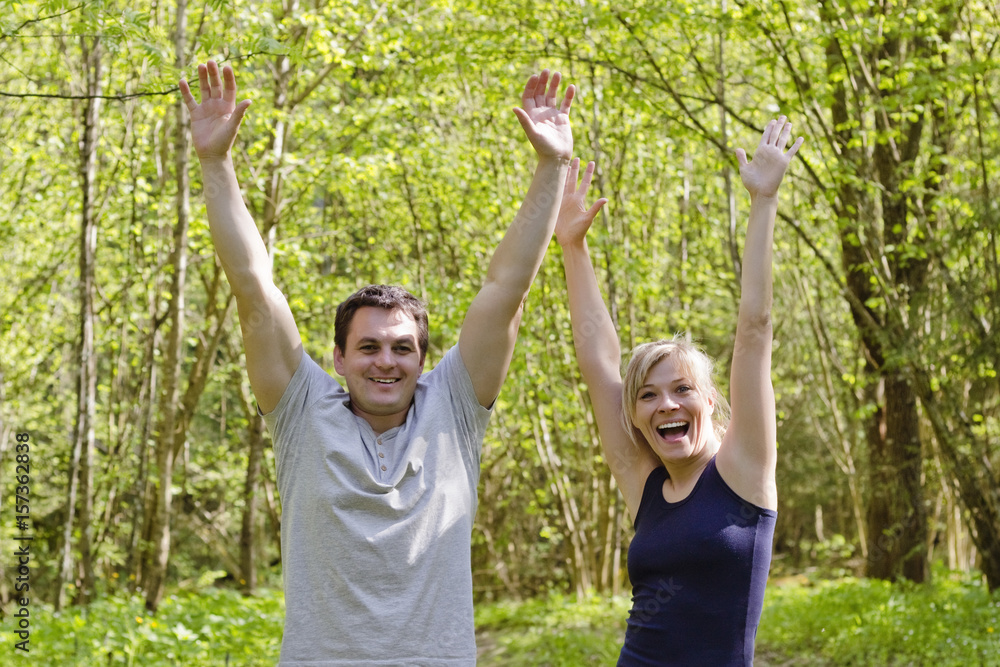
[10,586,284,666]
[8,571,999,665]
[756,573,1000,666]
[474,593,630,665]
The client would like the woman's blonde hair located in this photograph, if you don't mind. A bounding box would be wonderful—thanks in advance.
[620,335,731,447]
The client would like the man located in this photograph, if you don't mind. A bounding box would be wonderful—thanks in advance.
[179,60,574,665]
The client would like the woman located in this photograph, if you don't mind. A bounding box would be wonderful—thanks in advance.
[555,117,803,666]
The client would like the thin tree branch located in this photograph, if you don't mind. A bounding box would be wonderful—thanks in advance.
[0,3,86,42]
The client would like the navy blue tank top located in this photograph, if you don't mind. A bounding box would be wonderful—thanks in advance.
[618,457,776,666]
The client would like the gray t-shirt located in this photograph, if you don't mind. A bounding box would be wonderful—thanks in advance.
[264,344,491,666]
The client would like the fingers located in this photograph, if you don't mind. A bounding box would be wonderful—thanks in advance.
[521,70,550,111]
[197,62,211,100]
[521,69,573,114]
[546,71,561,109]
[785,135,804,160]
[759,115,785,145]
[231,99,252,128]
[222,64,238,103]
[187,60,241,111]
[521,69,576,112]
[565,158,581,196]
[178,79,196,110]
[776,116,792,150]
[772,116,803,158]
[579,160,596,194]
[752,115,802,157]
[564,159,598,197]
[586,198,608,221]
[207,60,223,98]
[735,147,748,168]
[521,73,540,111]
[194,60,234,102]
[512,107,533,135]
[560,84,575,115]
[533,70,550,108]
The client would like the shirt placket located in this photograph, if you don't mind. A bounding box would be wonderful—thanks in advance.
[376,434,387,475]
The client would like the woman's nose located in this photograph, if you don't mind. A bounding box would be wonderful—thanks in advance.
[657,394,678,412]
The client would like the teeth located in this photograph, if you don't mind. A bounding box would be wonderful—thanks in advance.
[657,421,688,431]
[372,378,398,384]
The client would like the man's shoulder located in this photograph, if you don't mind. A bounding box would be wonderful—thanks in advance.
[412,345,490,433]
[268,351,347,420]
[417,345,462,384]
[299,351,346,388]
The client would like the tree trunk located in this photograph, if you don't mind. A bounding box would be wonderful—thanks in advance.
[144,0,189,612]
[57,35,102,611]
[914,368,1000,591]
[867,373,926,581]
[823,0,931,583]
[531,398,591,599]
[236,367,267,595]
[129,298,159,592]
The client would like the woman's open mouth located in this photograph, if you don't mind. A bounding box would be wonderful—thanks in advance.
[656,421,689,440]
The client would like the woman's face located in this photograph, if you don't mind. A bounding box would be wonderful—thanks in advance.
[632,356,716,463]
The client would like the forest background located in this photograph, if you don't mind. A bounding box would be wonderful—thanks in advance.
[0,0,998,657]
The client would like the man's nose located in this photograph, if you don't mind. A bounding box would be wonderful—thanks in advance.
[375,348,396,368]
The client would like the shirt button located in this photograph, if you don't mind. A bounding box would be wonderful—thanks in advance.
[378,452,385,458]
[377,438,382,445]
[381,465,387,471]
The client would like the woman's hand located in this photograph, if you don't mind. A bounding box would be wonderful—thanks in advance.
[555,158,607,248]
[736,116,803,200]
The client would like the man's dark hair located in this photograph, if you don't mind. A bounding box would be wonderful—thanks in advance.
[334,285,430,359]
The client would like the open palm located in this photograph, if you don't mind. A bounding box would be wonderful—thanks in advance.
[555,159,607,247]
[513,70,574,160]
[179,60,251,161]
[736,116,803,199]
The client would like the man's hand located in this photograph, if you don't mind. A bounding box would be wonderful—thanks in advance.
[555,158,607,248]
[513,70,574,161]
[179,60,252,162]
[735,115,803,201]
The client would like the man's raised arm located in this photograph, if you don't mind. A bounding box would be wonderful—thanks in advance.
[179,60,302,413]
[458,70,574,408]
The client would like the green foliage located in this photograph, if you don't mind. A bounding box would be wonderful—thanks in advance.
[476,593,630,665]
[17,588,284,666]
[474,575,1000,666]
[2,0,999,608]
[11,575,1000,665]
[758,573,1000,666]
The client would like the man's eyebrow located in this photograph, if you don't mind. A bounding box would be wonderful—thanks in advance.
[392,337,417,346]
[356,336,416,345]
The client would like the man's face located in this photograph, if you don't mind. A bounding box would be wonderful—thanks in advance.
[334,306,425,433]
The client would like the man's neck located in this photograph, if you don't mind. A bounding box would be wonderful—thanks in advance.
[349,401,408,435]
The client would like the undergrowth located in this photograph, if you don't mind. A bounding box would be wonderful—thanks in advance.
[7,570,998,665]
